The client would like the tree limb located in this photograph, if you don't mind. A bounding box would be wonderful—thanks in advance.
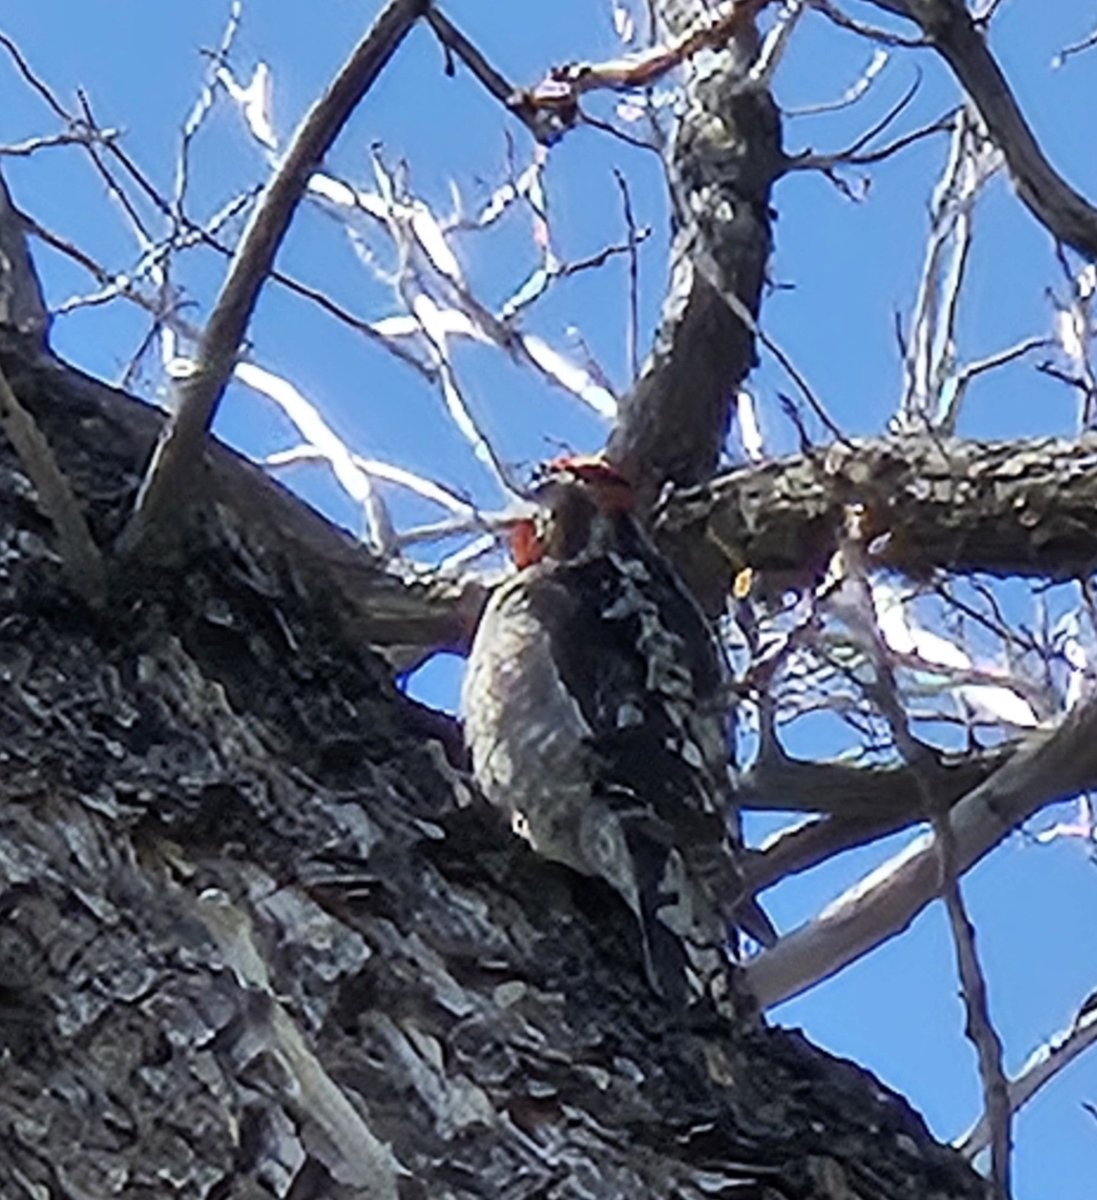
[0,339,482,664]
[606,2,783,503]
[117,0,429,565]
[864,0,1097,257]
[741,747,1011,893]
[656,433,1097,612]
[745,695,1097,1008]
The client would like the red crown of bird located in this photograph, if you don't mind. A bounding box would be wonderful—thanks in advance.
[508,452,634,569]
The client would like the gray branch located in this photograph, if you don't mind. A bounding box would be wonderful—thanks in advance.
[656,434,1097,612]
[607,2,783,502]
[746,695,1097,1008]
[117,0,429,565]
[864,0,1097,257]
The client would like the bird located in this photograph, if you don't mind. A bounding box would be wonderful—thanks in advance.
[461,453,772,1010]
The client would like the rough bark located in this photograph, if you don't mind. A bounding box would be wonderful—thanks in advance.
[0,338,987,1199]
[607,2,781,503]
[0,333,484,669]
[0,175,48,348]
[656,433,1097,612]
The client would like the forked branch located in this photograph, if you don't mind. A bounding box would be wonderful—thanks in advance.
[116,0,430,565]
[864,0,1097,256]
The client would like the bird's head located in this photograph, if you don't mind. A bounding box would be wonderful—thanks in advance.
[508,453,636,568]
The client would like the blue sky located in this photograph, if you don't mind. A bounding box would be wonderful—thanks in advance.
[3,3,1097,1195]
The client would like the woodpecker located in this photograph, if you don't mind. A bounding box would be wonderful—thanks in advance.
[461,455,771,1009]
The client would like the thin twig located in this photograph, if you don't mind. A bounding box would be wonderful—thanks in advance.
[786,48,889,118]
[935,811,1013,1199]
[0,128,119,157]
[789,87,955,175]
[807,0,923,48]
[424,10,521,114]
[613,169,640,381]
[1052,21,1097,69]
[752,0,808,88]
[175,0,245,211]
[957,988,1097,1159]
[0,31,73,122]
[899,108,1000,432]
[939,334,1051,431]
[116,0,430,563]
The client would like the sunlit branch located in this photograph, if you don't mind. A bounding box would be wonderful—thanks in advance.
[117,0,430,564]
[744,695,1097,1009]
[175,0,245,211]
[957,989,1097,1159]
[899,108,998,431]
[0,128,119,157]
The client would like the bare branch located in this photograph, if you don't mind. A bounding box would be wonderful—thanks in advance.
[0,128,119,157]
[0,30,73,123]
[424,10,552,141]
[233,361,396,555]
[655,436,1097,618]
[614,170,642,381]
[1052,20,1097,70]
[175,0,247,210]
[864,0,1097,258]
[117,0,429,564]
[958,988,1097,1159]
[899,107,999,432]
[786,110,953,174]
[752,0,809,88]
[785,47,888,117]
[807,0,923,48]
[938,334,1051,430]
[745,694,1097,1008]
[1049,252,1097,431]
[742,748,1010,892]
[510,0,773,139]
[935,811,1013,1199]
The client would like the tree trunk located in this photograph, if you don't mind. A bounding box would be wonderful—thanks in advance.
[0,333,985,1199]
